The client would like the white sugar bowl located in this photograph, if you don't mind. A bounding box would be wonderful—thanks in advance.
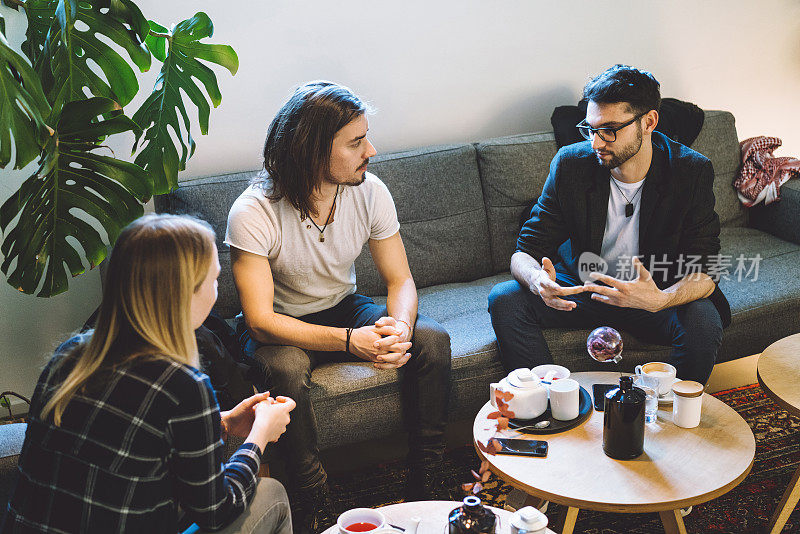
[510,506,549,534]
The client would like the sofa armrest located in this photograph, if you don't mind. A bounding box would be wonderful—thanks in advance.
[1,423,27,508]
[749,180,800,245]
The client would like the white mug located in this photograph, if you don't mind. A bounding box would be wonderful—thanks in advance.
[337,508,386,534]
[548,378,580,421]
[635,362,677,397]
[672,380,704,428]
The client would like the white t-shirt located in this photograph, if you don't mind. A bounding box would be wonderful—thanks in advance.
[600,176,645,281]
[224,172,400,317]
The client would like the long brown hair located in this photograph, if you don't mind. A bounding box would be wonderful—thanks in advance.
[253,81,369,220]
[40,214,216,425]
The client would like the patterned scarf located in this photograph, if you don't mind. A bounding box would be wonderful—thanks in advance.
[734,136,800,206]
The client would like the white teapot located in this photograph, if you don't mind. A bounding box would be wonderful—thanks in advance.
[490,368,549,420]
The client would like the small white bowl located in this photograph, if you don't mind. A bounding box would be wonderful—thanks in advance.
[531,364,570,381]
[337,508,386,534]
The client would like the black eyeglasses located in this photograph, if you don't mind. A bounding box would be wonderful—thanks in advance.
[576,112,647,143]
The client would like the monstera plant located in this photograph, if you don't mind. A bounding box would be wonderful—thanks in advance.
[0,0,237,296]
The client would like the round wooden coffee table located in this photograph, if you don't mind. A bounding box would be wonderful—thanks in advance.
[758,334,800,533]
[320,500,555,534]
[473,371,755,534]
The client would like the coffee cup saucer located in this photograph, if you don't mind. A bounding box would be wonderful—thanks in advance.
[657,378,682,405]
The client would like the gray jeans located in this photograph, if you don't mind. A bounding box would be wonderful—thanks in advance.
[182,478,292,534]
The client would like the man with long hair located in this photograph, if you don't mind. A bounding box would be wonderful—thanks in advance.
[489,65,729,383]
[226,81,451,531]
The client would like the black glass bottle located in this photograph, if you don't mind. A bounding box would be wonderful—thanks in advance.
[602,375,645,459]
[448,496,497,534]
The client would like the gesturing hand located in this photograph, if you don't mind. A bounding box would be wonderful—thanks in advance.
[221,392,272,439]
[532,257,587,311]
[583,256,669,312]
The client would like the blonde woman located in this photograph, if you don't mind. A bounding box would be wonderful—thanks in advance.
[1,214,295,534]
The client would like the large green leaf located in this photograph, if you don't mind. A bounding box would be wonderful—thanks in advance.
[132,12,238,194]
[0,16,52,169]
[0,97,152,296]
[18,0,56,67]
[34,0,151,116]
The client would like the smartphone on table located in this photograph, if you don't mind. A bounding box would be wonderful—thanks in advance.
[494,438,548,457]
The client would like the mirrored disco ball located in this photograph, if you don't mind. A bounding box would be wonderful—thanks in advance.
[587,326,623,363]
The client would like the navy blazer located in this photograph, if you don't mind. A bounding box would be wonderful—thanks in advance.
[516,131,731,327]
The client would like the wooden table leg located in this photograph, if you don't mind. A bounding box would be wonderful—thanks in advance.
[659,509,687,534]
[553,506,579,534]
[767,463,800,533]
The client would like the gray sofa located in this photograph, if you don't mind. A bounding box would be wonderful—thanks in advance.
[153,109,800,450]
[3,111,799,511]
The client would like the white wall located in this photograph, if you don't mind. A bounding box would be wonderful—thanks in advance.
[2,0,800,403]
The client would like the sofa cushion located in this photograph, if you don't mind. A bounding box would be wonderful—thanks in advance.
[155,171,254,319]
[475,132,558,274]
[717,227,800,360]
[689,111,745,227]
[354,143,492,296]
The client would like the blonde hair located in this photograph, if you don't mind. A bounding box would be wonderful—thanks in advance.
[41,214,216,425]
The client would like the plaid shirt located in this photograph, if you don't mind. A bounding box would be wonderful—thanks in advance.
[2,338,261,533]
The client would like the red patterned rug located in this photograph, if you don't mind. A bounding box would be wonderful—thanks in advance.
[327,384,800,533]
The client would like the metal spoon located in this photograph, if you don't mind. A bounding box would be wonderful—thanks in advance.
[511,420,551,431]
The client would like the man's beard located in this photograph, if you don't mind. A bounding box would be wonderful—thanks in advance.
[326,159,369,186]
[595,127,643,169]
[348,159,369,185]
[342,170,367,186]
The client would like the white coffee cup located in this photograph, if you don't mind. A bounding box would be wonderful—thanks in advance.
[634,362,677,397]
[548,378,580,421]
[337,508,386,534]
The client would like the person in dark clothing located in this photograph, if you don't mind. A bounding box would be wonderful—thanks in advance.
[2,214,295,534]
[489,65,728,384]
[226,81,452,533]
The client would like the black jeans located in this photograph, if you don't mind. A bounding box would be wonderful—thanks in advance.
[488,279,723,384]
[240,294,451,491]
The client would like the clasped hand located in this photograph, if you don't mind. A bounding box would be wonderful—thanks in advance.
[348,316,412,369]
[221,392,296,444]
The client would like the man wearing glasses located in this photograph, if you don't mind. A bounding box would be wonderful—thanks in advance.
[488,64,729,384]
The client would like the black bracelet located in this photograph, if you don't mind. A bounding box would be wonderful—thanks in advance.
[345,327,353,354]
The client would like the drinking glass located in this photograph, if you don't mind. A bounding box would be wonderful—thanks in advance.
[636,383,658,424]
